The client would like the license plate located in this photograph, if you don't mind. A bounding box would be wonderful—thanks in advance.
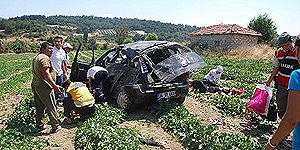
[157,91,176,100]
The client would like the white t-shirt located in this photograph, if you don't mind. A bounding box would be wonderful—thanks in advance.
[87,66,108,79]
[50,46,66,76]
[204,69,222,85]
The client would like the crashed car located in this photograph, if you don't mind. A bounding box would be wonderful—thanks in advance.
[70,41,206,112]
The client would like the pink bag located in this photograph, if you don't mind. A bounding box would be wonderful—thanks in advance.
[246,84,272,115]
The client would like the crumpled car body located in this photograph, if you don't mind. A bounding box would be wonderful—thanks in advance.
[70,41,206,112]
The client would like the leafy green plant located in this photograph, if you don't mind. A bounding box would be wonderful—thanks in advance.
[5,95,37,133]
[2,94,47,149]
[0,128,47,149]
[75,105,141,150]
[155,104,263,149]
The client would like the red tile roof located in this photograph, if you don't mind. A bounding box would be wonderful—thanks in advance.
[190,24,262,36]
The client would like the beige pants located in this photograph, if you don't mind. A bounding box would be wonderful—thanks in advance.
[32,85,60,128]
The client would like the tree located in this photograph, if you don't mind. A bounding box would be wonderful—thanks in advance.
[144,33,158,41]
[123,37,133,44]
[248,13,277,44]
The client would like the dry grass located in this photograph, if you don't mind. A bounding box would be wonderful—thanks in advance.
[223,44,275,60]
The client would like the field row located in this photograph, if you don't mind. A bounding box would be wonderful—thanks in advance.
[0,53,272,149]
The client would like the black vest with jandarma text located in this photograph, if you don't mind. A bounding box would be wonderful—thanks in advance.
[276,46,300,87]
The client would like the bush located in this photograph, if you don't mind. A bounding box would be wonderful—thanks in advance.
[3,39,38,53]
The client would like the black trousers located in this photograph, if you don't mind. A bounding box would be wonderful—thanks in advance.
[92,71,108,103]
[63,97,95,121]
[202,79,221,93]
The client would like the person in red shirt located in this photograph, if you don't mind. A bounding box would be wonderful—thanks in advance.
[265,32,300,119]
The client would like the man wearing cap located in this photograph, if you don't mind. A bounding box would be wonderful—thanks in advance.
[265,32,300,119]
[295,34,300,64]
[62,42,73,78]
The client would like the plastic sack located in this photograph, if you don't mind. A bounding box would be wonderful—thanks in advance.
[246,84,273,115]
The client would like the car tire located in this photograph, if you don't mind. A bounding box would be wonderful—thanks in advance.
[116,87,134,112]
[175,96,186,104]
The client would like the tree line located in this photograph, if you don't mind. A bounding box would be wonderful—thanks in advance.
[0,15,199,42]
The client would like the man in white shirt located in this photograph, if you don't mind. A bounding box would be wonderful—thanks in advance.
[50,36,67,86]
[87,66,108,103]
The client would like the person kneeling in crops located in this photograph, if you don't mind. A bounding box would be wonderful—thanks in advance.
[203,65,228,93]
[87,66,108,103]
[62,79,96,124]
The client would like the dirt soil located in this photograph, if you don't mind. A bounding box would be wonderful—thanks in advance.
[120,110,185,150]
[183,97,244,135]
[34,123,77,150]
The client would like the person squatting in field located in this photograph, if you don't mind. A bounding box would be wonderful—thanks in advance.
[31,42,61,133]
[62,79,96,124]
[265,32,300,119]
[202,65,229,93]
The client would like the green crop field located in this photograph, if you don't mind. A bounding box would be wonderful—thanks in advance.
[0,52,275,149]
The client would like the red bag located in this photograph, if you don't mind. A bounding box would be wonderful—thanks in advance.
[246,84,272,115]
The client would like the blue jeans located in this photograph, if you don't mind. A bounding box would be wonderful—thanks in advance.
[56,74,64,86]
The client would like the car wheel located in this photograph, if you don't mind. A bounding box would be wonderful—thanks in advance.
[175,96,186,104]
[116,87,134,112]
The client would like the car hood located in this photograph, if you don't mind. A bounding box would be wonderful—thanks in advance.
[153,51,206,82]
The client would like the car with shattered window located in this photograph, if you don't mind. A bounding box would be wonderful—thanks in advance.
[70,41,206,112]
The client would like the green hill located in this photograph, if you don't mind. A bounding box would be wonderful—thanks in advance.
[0,15,199,42]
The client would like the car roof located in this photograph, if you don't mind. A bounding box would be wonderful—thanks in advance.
[122,41,174,52]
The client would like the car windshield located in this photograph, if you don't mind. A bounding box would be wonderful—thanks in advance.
[153,51,206,82]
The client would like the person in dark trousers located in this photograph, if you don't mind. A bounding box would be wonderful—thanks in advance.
[87,66,108,103]
[265,32,300,119]
[31,42,61,133]
[266,69,300,149]
[62,80,96,124]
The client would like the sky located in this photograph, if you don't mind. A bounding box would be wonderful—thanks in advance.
[0,0,299,35]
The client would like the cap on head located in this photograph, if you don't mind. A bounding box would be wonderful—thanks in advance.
[216,65,223,73]
[277,32,291,46]
[63,42,73,49]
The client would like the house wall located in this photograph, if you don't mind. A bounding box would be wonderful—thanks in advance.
[191,34,258,51]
